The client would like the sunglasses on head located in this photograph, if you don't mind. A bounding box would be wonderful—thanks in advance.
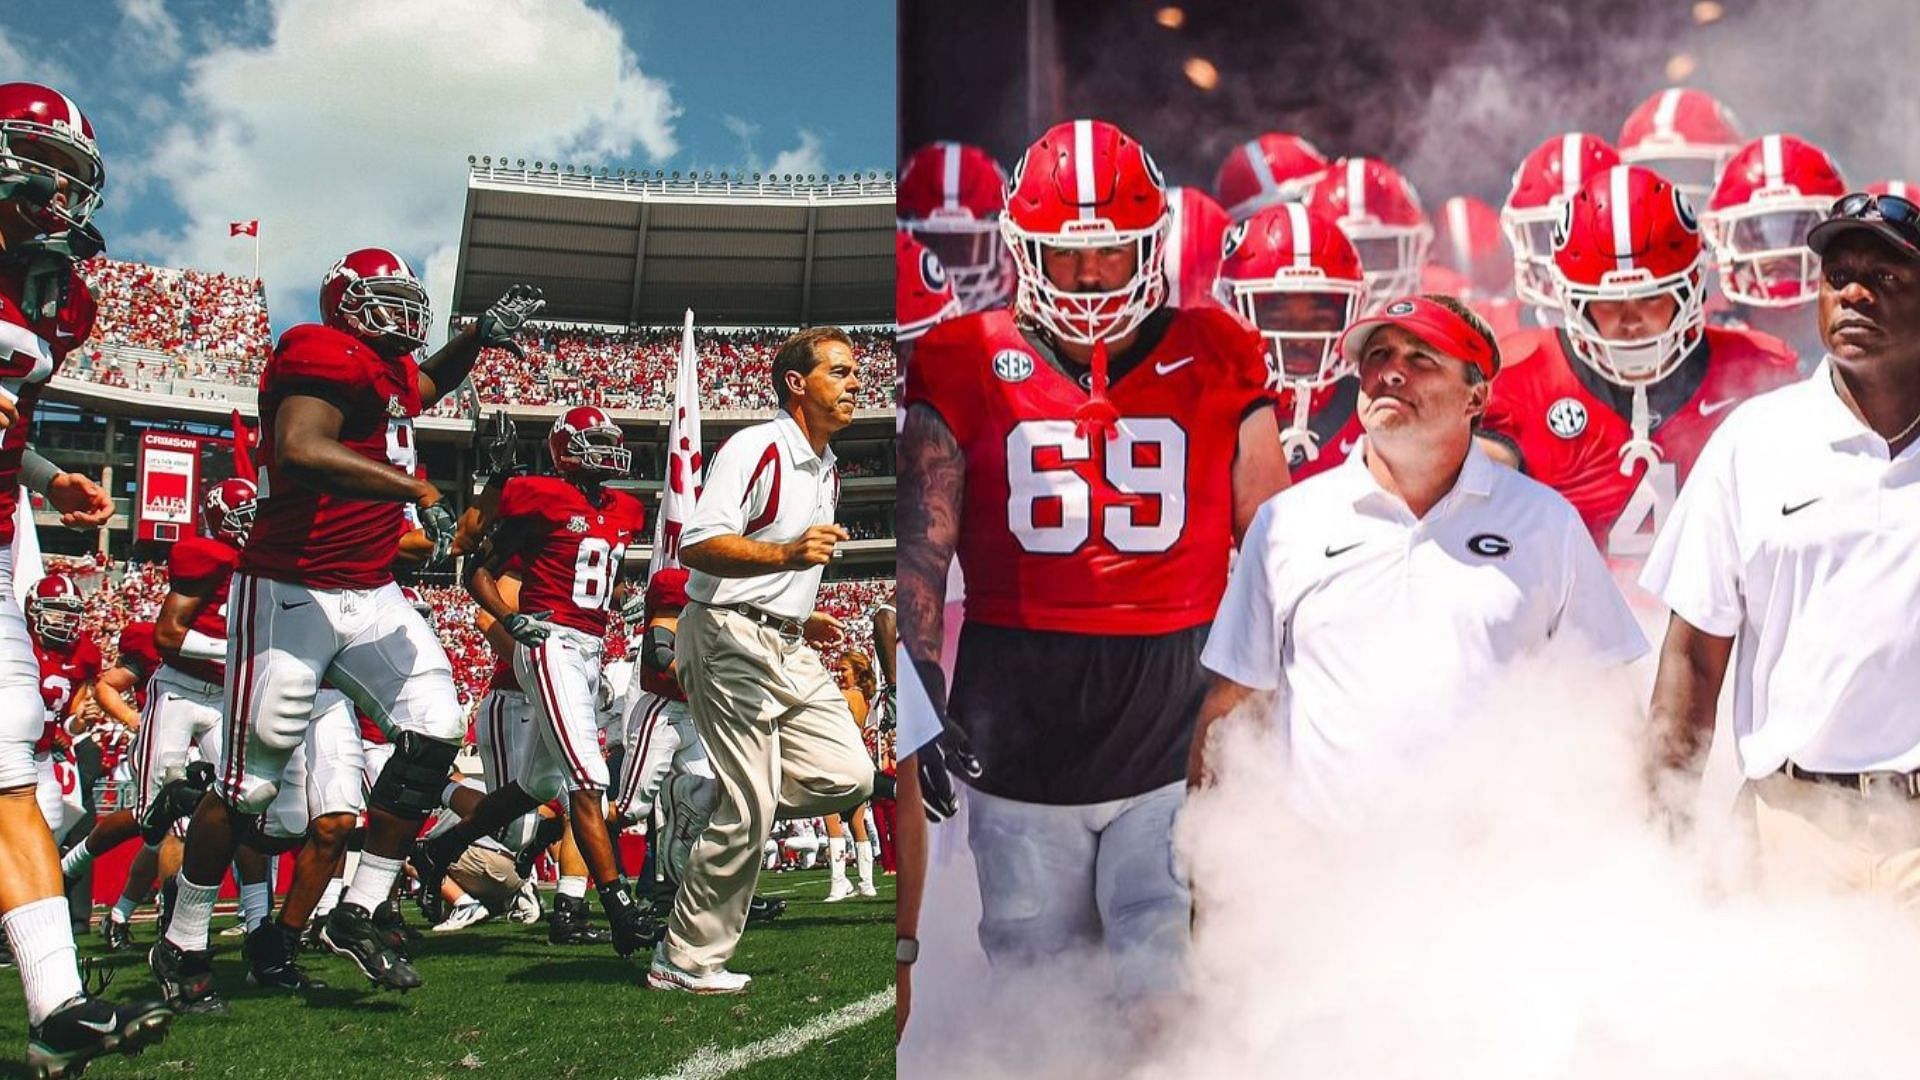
[1829,192,1920,244]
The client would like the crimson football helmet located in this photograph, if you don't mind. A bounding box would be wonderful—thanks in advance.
[548,405,630,479]
[202,477,258,547]
[1867,179,1920,201]
[1503,133,1622,311]
[27,574,85,647]
[1001,119,1170,346]
[896,231,960,343]
[1212,132,1330,222]
[1305,157,1433,313]
[1164,186,1231,309]
[1433,195,1512,302]
[1552,164,1707,387]
[1704,134,1848,308]
[1618,88,1744,205]
[0,82,105,238]
[320,247,431,351]
[898,141,1013,313]
[401,585,433,621]
[1216,201,1368,388]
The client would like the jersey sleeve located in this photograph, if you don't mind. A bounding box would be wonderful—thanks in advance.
[1195,307,1280,418]
[621,492,648,536]
[77,638,103,681]
[902,316,981,445]
[168,538,235,593]
[495,476,537,521]
[57,271,97,352]
[266,325,377,406]
[1639,413,1745,637]
[680,433,758,547]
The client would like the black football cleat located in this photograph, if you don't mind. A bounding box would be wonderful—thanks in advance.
[407,837,455,927]
[371,900,421,959]
[597,880,663,958]
[244,922,326,992]
[548,894,611,946]
[138,763,215,846]
[26,994,173,1080]
[146,940,226,1016]
[319,903,421,991]
[100,916,135,954]
[747,895,788,925]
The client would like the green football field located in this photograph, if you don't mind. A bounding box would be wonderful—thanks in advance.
[0,870,895,1080]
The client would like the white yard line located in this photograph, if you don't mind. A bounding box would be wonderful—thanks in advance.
[636,988,893,1080]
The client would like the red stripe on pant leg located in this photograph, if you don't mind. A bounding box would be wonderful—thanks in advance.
[488,694,507,787]
[223,574,261,799]
[534,642,592,786]
[618,696,666,814]
[134,683,163,817]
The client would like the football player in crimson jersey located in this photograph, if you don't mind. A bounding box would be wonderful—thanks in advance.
[1478,164,1798,576]
[28,576,100,845]
[899,118,1287,1015]
[150,254,544,1008]
[412,405,655,958]
[0,82,172,1074]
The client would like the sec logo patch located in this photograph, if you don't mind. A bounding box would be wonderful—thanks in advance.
[992,349,1034,383]
[1546,397,1587,439]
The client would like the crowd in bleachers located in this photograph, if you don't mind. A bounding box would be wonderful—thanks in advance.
[72,258,272,391]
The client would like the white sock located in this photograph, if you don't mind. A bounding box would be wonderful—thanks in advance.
[314,879,345,920]
[829,837,848,885]
[164,872,222,952]
[58,842,95,879]
[4,898,84,1025]
[558,875,587,900]
[343,853,403,913]
[855,840,874,885]
[239,881,272,931]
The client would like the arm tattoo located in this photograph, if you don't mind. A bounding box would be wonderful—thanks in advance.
[896,404,964,667]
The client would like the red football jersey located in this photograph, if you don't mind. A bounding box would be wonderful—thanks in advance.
[488,655,517,692]
[906,307,1276,635]
[166,536,239,684]
[0,268,96,547]
[242,324,424,590]
[1275,378,1365,483]
[115,621,162,709]
[357,705,387,746]
[1481,326,1799,560]
[34,635,102,755]
[496,475,646,635]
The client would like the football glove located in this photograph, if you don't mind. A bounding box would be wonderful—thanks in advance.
[419,501,458,565]
[503,611,554,647]
[476,284,546,358]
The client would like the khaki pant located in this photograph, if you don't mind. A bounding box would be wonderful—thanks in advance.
[1752,773,1920,911]
[449,845,524,913]
[664,602,874,973]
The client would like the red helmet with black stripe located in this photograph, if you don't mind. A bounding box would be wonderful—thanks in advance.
[1304,157,1432,314]
[548,405,630,479]
[1212,132,1329,222]
[1164,186,1231,310]
[895,231,960,343]
[898,141,1013,312]
[1002,119,1170,345]
[0,81,106,236]
[202,477,258,547]
[1503,133,1622,310]
[27,574,85,648]
[1216,202,1367,388]
[1618,87,1744,205]
[1552,164,1707,386]
[1704,134,1848,308]
[320,247,431,351]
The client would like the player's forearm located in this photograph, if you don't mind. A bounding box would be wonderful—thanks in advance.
[1647,623,1730,778]
[282,434,435,504]
[93,680,139,728]
[680,534,791,578]
[418,324,483,406]
[466,564,518,626]
[393,528,435,568]
[896,406,963,665]
[872,607,898,685]
[895,758,927,937]
[19,449,61,496]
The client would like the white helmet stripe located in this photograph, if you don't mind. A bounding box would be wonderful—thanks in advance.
[1074,119,1097,221]
[1891,181,1912,200]
[1446,197,1472,270]
[1164,189,1185,305]
[1347,157,1366,219]
[1287,202,1312,267]
[1244,139,1277,199]
[1761,134,1784,189]
[56,90,81,132]
[1653,88,1684,136]
[1610,168,1636,273]
[1560,132,1583,197]
[941,141,961,211]
[376,248,413,276]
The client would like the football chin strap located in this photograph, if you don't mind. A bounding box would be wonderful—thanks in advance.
[367,730,461,818]
[1280,387,1320,463]
[1619,385,1662,476]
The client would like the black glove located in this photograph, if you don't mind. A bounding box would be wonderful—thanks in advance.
[917,749,958,822]
[476,284,546,358]
[419,501,457,565]
[503,611,554,646]
[476,409,518,477]
[912,657,982,782]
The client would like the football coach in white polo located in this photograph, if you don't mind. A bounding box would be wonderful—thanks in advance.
[1644,192,1920,902]
[653,326,877,993]
[1192,295,1647,828]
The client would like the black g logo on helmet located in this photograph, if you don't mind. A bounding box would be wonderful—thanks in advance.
[1672,186,1699,234]
[919,248,947,292]
[1222,220,1248,260]
[1550,198,1574,252]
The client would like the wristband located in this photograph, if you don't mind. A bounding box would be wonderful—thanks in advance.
[179,629,228,662]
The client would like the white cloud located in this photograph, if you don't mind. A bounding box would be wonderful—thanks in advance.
[117,0,185,66]
[721,113,762,170]
[0,28,74,87]
[769,128,826,178]
[143,0,680,341]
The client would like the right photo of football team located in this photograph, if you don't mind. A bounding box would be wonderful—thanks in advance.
[892,0,1920,1075]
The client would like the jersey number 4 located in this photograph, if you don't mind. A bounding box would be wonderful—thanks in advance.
[1006,418,1188,555]
[1607,460,1676,558]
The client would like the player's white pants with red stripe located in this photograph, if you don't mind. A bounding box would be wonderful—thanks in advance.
[131,665,225,819]
[0,546,47,792]
[221,574,461,814]
[512,628,609,802]
[260,689,368,840]
[471,689,534,794]
[33,753,83,841]
[615,690,710,821]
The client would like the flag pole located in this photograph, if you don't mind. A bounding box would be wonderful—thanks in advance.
[252,227,260,282]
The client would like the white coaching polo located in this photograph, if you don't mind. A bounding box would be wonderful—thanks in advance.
[1642,356,1920,777]
[683,410,841,621]
[1204,441,1647,828]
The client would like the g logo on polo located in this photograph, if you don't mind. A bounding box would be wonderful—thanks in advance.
[1467,533,1512,558]
[1546,397,1588,439]
[1385,299,1416,316]
[992,349,1034,383]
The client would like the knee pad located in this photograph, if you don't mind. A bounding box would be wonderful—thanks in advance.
[366,730,460,818]
[226,775,283,816]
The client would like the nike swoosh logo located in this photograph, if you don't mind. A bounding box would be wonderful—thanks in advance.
[1337,439,1356,456]
[75,1016,118,1033]
[278,599,313,611]
[1154,356,1196,376]
[1324,542,1364,558]
[1781,498,1821,516]
[1698,398,1737,417]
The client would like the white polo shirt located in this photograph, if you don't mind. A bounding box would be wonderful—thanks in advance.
[683,411,841,621]
[1204,440,1647,828]
[1642,356,1920,776]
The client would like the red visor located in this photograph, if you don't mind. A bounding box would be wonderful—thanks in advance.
[1338,295,1501,380]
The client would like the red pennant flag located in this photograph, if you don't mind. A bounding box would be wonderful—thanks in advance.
[230,220,258,237]
[1073,338,1120,441]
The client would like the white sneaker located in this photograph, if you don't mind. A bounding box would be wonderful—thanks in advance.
[647,946,751,995]
[825,881,855,903]
[218,923,247,938]
[506,881,543,924]
[857,883,878,898]
[431,901,490,933]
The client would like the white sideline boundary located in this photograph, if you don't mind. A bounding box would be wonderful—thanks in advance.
[636,987,893,1080]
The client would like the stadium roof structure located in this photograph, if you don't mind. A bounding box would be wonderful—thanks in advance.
[449,161,896,329]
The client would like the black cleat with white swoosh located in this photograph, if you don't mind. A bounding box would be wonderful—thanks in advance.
[26,994,174,1079]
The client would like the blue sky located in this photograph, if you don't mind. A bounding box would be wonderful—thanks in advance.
[0,0,894,335]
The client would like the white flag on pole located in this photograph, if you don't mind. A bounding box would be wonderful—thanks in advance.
[648,309,705,578]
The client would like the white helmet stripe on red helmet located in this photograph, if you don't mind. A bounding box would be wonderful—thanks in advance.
[56,90,81,131]
[1164,189,1185,304]
[1653,88,1684,136]
[1074,120,1097,221]
[1346,157,1366,218]
[1446,197,1472,270]
[1243,139,1278,202]
[1287,202,1312,267]
[941,142,961,211]
[1761,134,1784,189]
[1560,132,1584,197]
[1610,167,1636,274]
[1892,181,1913,199]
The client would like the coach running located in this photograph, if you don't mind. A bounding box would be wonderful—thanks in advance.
[1192,295,1647,828]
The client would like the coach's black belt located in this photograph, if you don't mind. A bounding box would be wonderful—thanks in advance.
[1780,761,1920,799]
[718,602,805,638]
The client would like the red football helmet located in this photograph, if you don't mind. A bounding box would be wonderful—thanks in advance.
[1433,195,1512,302]
[401,585,432,621]
[1001,119,1170,345]
[1217,202,1368,389]
[1305,157,1432,313]
[896,231,960,343]
[1212,132,1330,222]
[202,477,258,547]
[645,567,691,615]
[1552,164,1707,386]
[1867,180,1920,201]
[0,82,106,236]
[898,141,1013,313]
[548,405,630,478]
[320,247,431,351]
[1618,88,1744,205]
[1704,134,1848,308]
[1164,186,1231,309]
[26,574,85,647]
[1503,133,1622,311]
